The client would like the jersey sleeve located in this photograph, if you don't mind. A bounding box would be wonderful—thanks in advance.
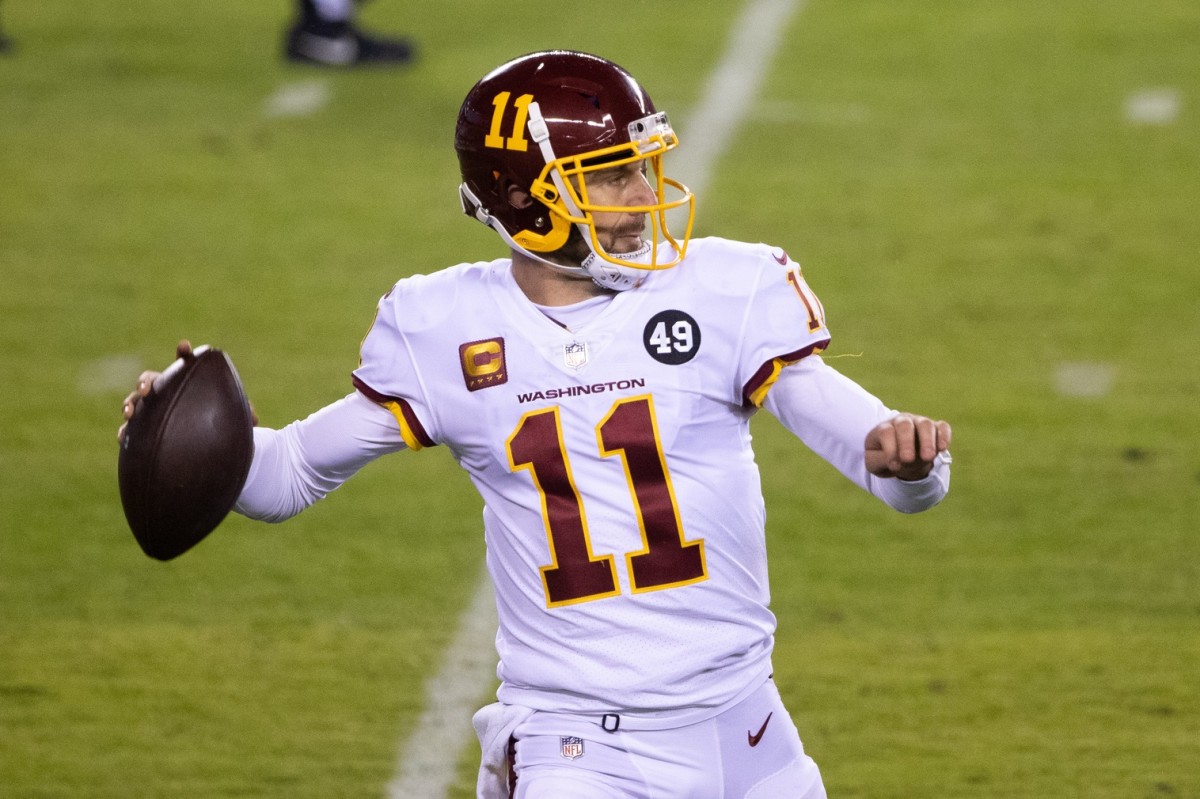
[235,391,407,522]
[351,281,438,450]
[736,245,832,407]
[762,356,951,513]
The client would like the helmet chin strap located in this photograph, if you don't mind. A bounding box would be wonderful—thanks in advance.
[501,225,657,293]
[459,181,595,284]
[580,241,655,291]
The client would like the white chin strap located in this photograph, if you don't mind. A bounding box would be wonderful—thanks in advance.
[494,224,656,292]
[580,242,655,291]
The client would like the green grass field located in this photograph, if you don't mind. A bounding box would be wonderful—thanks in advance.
[2,1,1198,797]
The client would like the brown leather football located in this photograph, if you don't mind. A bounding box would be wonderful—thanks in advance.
[118,346,254,560]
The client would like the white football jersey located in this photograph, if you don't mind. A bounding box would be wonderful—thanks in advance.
[353,237,831,724]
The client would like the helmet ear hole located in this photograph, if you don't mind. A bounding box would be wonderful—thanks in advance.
[502,177,535,210]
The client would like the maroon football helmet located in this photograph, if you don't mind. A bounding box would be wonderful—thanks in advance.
[455,50,694,289]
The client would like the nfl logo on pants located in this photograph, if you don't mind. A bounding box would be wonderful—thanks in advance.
[560,736,585,760]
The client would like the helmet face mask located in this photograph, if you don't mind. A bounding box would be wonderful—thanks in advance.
[530,110,693,266]
[455,51,694,289]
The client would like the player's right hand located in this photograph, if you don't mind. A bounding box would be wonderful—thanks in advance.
[117,340,194,444]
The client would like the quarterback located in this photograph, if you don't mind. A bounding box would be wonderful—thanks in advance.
[121,51,951,798]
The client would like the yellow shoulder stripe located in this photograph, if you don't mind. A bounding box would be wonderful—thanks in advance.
[383,400,425,451]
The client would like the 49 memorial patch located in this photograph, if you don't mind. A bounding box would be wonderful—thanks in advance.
[643,309,700,365]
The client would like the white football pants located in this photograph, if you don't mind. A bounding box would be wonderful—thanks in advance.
[510,679,826,799]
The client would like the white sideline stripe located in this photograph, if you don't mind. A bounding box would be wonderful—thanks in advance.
[384,2,805,796]
[385,566,498,799]
[263,79,331,118]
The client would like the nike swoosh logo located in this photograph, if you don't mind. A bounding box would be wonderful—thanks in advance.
[772,250,789,265]
[748,712,773,747]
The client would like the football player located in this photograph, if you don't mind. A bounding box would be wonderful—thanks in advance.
[121,50,951,798]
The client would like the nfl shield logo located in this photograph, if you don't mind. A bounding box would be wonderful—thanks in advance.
[560,736,585,760]
[563,341,588,369]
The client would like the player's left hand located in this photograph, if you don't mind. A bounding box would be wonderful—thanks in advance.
[864,413,952,481]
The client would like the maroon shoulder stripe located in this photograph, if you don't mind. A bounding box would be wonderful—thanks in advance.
[741,338,830,407]
[352,375,436,448]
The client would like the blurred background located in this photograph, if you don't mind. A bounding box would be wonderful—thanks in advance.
[1,1,1197,796]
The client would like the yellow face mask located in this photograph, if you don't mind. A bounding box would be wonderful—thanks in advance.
[524,107,695,275]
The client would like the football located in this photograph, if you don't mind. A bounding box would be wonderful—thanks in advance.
[118,346,255,561]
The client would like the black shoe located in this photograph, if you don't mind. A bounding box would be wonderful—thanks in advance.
[284,16,414,67]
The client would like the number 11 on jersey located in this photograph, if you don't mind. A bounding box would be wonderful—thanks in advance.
[507,395,708,607]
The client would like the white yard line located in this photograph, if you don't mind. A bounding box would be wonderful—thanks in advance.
[1124,87,1180,126]
[385,566,498,799]
[263,79,332,118]
[673,0,807,200]
[385,1,806,795]
[1054,361,1116,398]
[77,354,143,396]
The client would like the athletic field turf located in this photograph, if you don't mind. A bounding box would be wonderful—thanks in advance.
[1,1,1197,796]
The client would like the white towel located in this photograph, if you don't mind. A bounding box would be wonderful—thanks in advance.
[473,702,535,799]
